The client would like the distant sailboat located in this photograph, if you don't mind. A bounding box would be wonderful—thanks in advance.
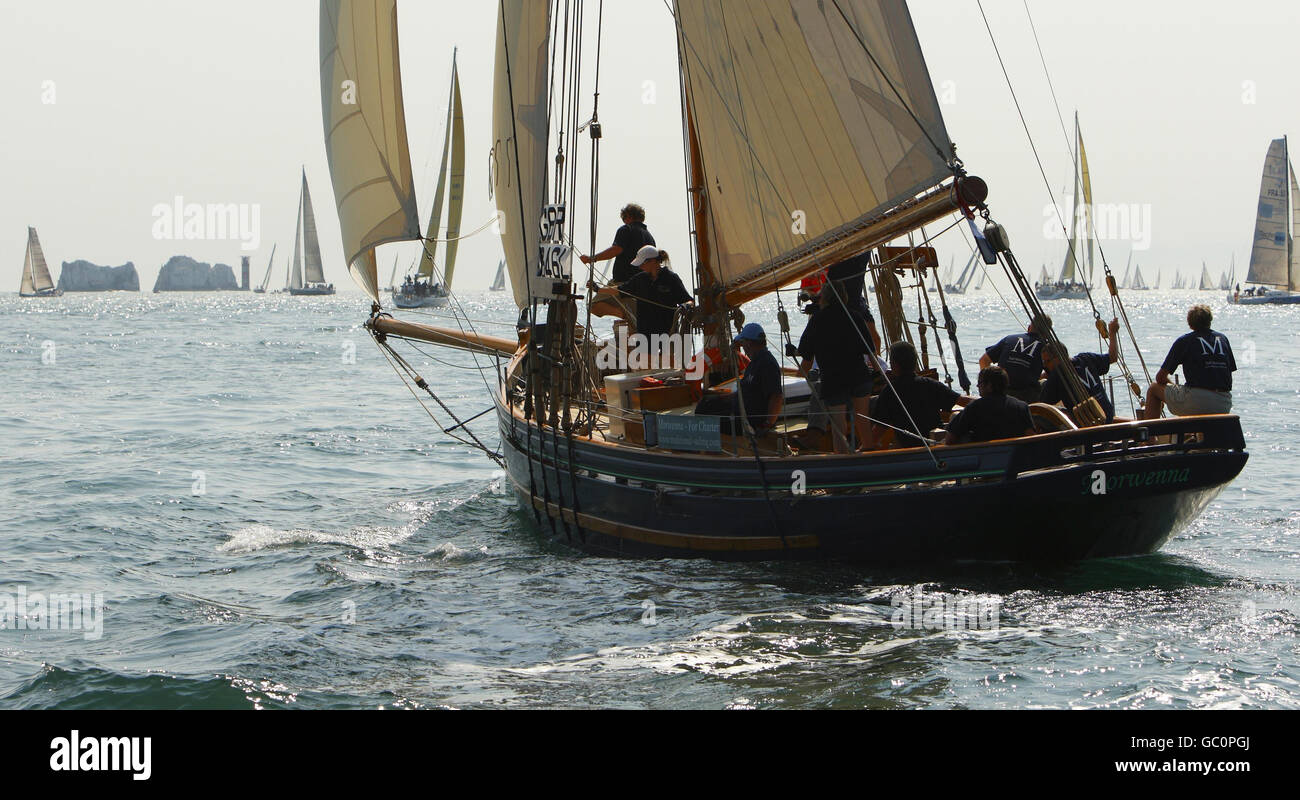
[1037,112,1093,300]
[286,169,335,295]
[944,250,980,294]
[489,258,507,292]
[1119,252,1132,290]
[1199,261,1214,290]
[1219,255,1234,291]
[1232,136,1300,304]
[18,227,62,297]
[253,244,277,294]
[395,51,464,310]
[1130,263,1150,290]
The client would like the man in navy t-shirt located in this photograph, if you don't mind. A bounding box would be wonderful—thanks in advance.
[1142,304,1235,418]
[1038,318,1121,425]
[979,314,1049,403]
[579,203,655,284]
[730,323,783,434]
[945,366,1035,444]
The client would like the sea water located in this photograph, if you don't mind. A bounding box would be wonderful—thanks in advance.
[0,288,1295,708]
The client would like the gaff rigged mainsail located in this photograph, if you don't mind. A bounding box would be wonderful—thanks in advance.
[491,0,551,309]
[674,0,954,302]
[319,0,421,302]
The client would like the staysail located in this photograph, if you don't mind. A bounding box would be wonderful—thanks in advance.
[319,0,421,302]
[21,227,56,294]
[674,0,953,301]
[301,173,326,285]
[1246,137,1290,289]
[492,0,551,309]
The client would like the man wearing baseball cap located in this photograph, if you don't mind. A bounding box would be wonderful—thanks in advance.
[728,323,783,434]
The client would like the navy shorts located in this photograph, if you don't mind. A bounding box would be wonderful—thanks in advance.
[821,377,872,407]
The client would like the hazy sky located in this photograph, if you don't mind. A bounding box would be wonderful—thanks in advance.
[3,1,1298,293]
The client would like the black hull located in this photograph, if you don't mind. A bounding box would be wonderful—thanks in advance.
[497,407,1247,563]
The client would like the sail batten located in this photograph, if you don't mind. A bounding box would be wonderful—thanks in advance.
[675,0,952,298]
[319,0,420,302]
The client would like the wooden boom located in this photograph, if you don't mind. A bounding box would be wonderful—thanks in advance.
[367,316,520,356]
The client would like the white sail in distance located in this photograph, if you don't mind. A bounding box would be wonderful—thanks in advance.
[492,0,551,309]
[319,0,421,302]
[1246,137,1291,289]
[674,0,952,297]
[417,52,466,291]
[21,227,56,294]
[1290,161,1299,290]
[301,173,326,285]
[289,183,304,290]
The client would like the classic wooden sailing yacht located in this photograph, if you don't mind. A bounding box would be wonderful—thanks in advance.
[286,169,335,296]
[394,52,464,310]
[1230,136,1300,305]
[18,227,62,297]
[319,0,1247,561]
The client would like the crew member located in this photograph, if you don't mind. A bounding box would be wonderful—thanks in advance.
[980,314,1049,403]
[579,203,655,284]
[945,366,1034,444]
[1142,304,1235,418]
[874,340,971,448]
[1039,318,1121,424]
[729,323,783,434]
[796,281,874,452]
[594,246,692,337]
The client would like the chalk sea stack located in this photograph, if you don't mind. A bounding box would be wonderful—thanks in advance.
[152,256,240,292]
[57,260,140,292]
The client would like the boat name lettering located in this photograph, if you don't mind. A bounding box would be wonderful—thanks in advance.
[1080,467,1191,494]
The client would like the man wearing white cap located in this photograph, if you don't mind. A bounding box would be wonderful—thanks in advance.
[593,245,692,336]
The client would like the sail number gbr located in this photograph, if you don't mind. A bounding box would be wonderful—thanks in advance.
[537,204,572,286]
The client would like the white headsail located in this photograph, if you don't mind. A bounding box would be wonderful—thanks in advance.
[1246,137,1291,289]
[674,0,953,298]
[492,0,551,309]
[319,0,421,302]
